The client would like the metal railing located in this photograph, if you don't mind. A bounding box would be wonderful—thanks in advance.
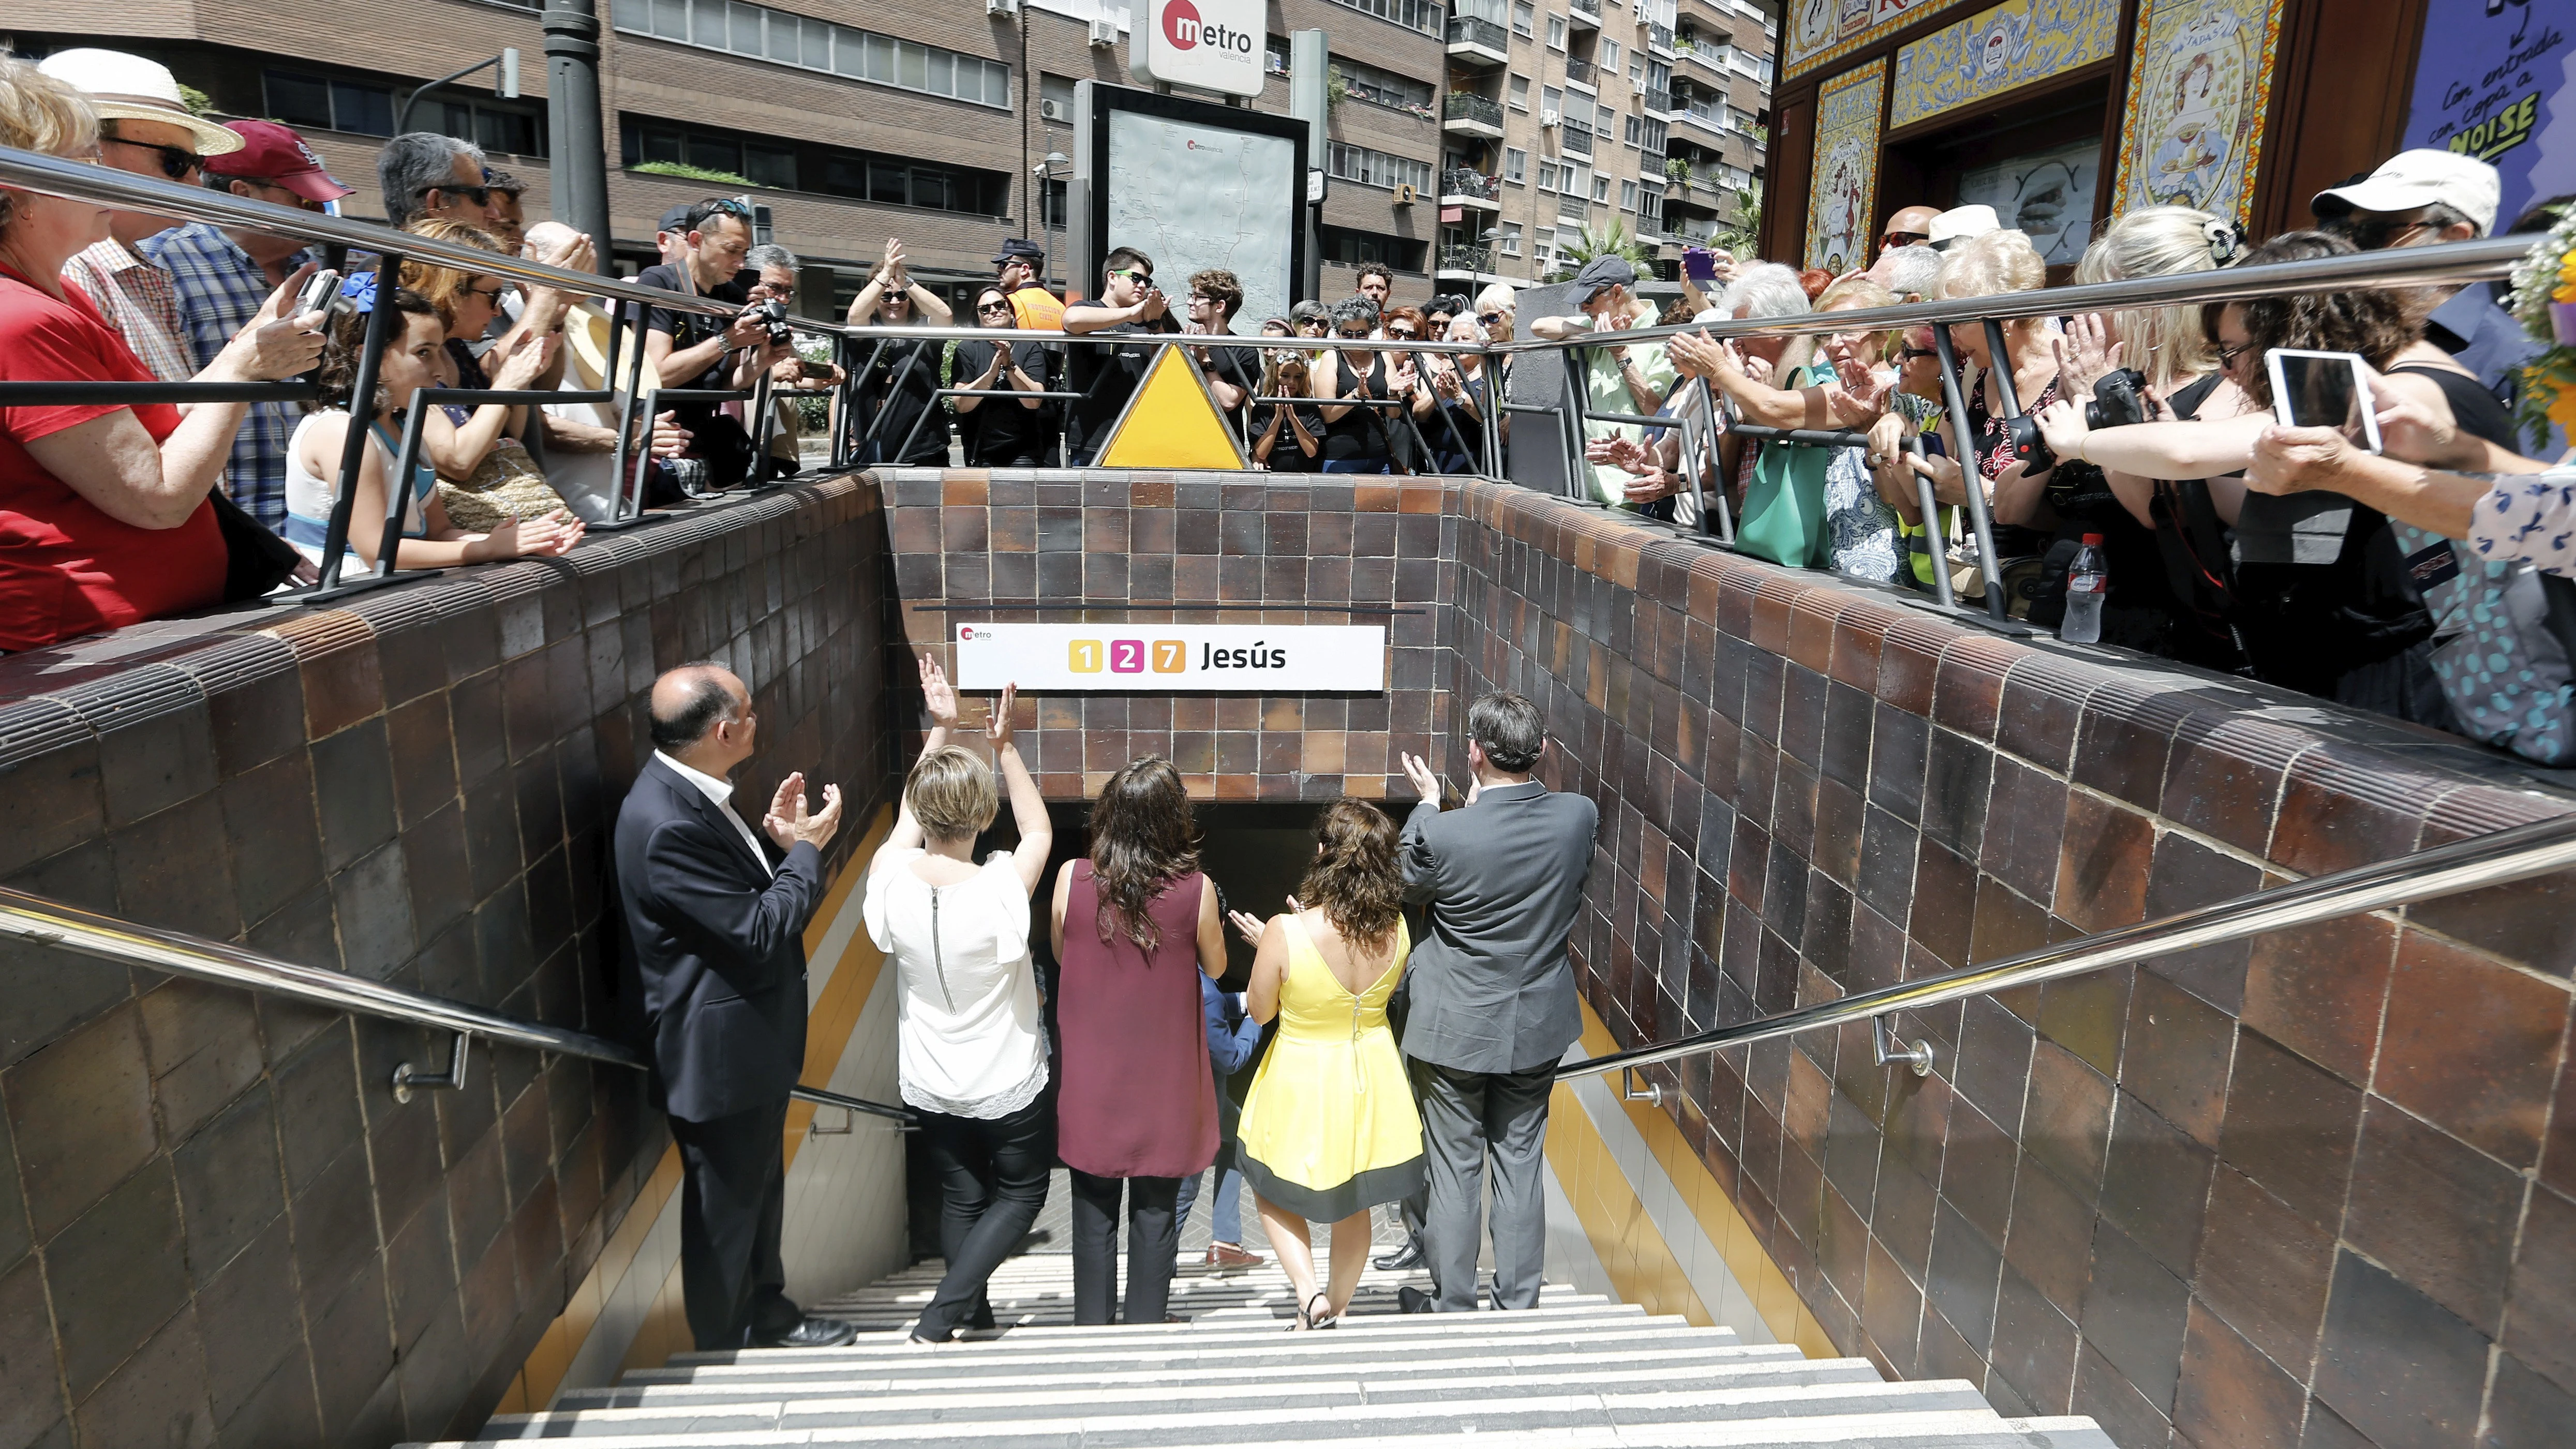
[1440,167,1500,201]
[1560,813,2576,1097]
[1443,91,1506,128]
[0,884,912,1122]
[1437,244,1496,274]
[1564,56,1598,85]
[1447,13,1510,50]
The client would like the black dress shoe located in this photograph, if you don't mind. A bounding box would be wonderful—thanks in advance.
[1373,1241,1426,1272]
[754,1316,859,1349]
[1395,1285,1438,1314]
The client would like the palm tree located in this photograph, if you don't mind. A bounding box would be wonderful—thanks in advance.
[1547,219,1656,282]
[1707,193,1762,260]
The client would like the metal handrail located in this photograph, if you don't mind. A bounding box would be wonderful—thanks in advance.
[0,884,912,1123]
[1558,813,2576,1087]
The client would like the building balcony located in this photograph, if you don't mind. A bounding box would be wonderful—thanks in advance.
[1443,91,1506,137]
[1648,22,1675,54]
[1436,244,1494,278]
[1440,167,1502,208]
[1559,122,1595,157]
[1671,100,1727,142]
[1568,0,1602,29]
[1644,87,1675,116]
[1563,56,1598,92]
[1446,15,1511,66]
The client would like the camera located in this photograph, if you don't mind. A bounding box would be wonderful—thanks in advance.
[2084,367,2151,430]
[752,298,792,347]
[1999,414,2055,475]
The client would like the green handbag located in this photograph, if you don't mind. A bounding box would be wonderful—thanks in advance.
[1733,364,1833,569]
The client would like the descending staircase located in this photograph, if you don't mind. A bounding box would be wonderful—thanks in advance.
[412,1254,2116,1446]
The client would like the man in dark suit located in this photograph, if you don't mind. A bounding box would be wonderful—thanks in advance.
[1393,692,1598,1312]
[616,663,854,1350]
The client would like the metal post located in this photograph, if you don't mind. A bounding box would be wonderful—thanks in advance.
[544,0,611,265]
[378,392,435,576]
[1928,323,2010,621]
[314,251,404,590]
[1903,432,1955,609]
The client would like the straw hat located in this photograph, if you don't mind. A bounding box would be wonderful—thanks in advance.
[562,301,660,392]
[37,49,245,156]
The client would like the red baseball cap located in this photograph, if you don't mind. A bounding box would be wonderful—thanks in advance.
[204,119,354,203]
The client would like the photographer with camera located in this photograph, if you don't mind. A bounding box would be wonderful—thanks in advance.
[744,246,842,477]
[636,199,773,493]
[846,237,953,467]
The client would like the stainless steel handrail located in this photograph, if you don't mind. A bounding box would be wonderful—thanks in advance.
[1557,812,2576,1085]
[0,884,911,1122]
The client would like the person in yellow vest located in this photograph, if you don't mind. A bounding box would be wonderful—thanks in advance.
[992,238,1064,332]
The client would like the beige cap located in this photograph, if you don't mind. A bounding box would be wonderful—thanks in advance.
[37,49,245,156]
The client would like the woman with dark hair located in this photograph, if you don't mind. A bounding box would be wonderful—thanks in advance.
[285,281,584,572]
[1312,296,1396,473]
[952,285,1056,467]
[2034,231,2450,726]
[1224,800,1422,1331]
[1048,757,1227,1326]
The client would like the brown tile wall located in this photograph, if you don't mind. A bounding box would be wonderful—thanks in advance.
[877,468,1464,801]
[0,479,888,1449]
[1446,480,2576,1449]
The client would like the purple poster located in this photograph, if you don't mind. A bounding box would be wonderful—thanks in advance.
[2403,0,2576,232]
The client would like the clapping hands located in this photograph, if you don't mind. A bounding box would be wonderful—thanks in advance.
[761,770,844,850]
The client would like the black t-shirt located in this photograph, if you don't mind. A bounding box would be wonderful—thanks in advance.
[860,334,949,465]
[1062,302,1179,460]
[953,337,1058,465]
[634,264,749,395]
[1189,335,1261,432]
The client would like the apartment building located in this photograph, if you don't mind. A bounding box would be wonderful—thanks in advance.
[1435,0,1769,290]
[6,0,1456,315]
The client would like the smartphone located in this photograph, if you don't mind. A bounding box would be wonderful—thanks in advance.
[1683,247,1719,283]
[2267,348,2382,453]
[798,360,835,380]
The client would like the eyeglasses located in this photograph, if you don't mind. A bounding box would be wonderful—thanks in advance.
[2214,340,2253,367]
[1880,229,1929,249]
[467,283,515,304]
[103,135,201,181]
[418,183,494,207]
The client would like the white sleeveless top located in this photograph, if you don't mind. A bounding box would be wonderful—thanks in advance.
[862,848,1049,1118]
[284,410,430,567]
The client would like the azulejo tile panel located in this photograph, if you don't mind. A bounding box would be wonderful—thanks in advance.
[1889,0,2122,130]
[2111,0,2289,223]
[1806,59,1890,274]
[1786,0,1958,82]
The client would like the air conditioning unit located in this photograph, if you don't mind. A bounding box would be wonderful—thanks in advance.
[1039,97,1070,123]
[985,0,1017,13]
[1394,183,1418,204]
[1540,109,1560,127]
[1088,17,1119,46]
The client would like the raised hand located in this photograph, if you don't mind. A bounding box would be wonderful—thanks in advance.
[918,654,961,729]
[1398,751,1443,802]
[1226,908,1267,946]
[2053,314,2122,395]
[762,771,845,849]
[984,681,1019,752]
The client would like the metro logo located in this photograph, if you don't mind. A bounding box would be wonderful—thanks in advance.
[1161,0,1253,53]
[1067,638,1192,674]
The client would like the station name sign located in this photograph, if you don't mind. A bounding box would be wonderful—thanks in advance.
[1130,0,1265,98]
[954,622,1386,691]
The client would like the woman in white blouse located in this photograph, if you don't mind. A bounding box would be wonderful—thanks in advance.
[863,658,1052,1344]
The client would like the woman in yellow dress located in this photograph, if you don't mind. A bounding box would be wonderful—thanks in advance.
[1225,800,1426,1331]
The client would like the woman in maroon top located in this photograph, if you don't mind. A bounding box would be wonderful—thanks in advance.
[1048,757,1227,1325]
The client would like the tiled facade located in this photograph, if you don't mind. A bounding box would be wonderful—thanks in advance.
[878,467,1463,802]
[1446,481,2576,1449]
[0,480,887,1448]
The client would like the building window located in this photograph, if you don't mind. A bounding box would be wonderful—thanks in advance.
[1647,58,1671,91]
[1335,58,1434,111]
[1541,84,1562,118]
[1546,15,1566,49]
[1044,177,1067,228]
[1533,226,1555,270]
[1265,34,1292,74]
[1624,113,1640,145]
[1319,225,1426,270]
[1537,159,1559,191]
[1592,174,1610,203]
[623,115,1009,214]
[1639,181,1661,212]
[1512,1,1534,35]
[1509,74,1530,109]
[1641,117,1667,152]
[1558,193,1588,223]
[1499,221,1522,256]
[609,0,1011,108]
[1323,0,1445,38]
[1597,103,1615,133]
[269,68,543,153]
[1504,147,1526,184]
[1040,72,1076,122]
[1327,141,1434,195]
[1599,38,1620,69]
[1619,178,1638,211]
[1630,56,1644,84]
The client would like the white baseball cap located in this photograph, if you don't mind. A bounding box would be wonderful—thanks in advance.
[1927,204,2000,250]
[37,49,245,157]
[2311,148,2499,235]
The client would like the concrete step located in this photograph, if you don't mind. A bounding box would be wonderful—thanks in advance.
[560,1341,1826,1407]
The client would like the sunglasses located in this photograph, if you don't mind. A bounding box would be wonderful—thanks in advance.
[105,135,201,181]
[2214,340,2254,366]
[1336,327,1373,339]
[467,283,515,304]
[1386,327,1419,340]
[1898,346,1937,362]
[1298,320,1329,331]
[977,300,1015,314]
[1478,312,1505,325]
[1108,267,1153,283]
[1880,230,1929,248]
[2337,215,2433,251]
[419,183,494,207]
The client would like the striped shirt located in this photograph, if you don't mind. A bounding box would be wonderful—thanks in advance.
[142,223,317,530]
[59,239,191,385]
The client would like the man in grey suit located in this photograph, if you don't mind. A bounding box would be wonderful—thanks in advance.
[1393,692,1599,1312]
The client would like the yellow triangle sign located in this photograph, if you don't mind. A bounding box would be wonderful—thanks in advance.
[1094,342,1247,470]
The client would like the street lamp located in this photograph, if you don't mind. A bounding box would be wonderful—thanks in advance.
[395,49,521,137]
[1031,151,1070,291]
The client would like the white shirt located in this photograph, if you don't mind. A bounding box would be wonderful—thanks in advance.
[654,751,772,878]
[862,847,1049,1118]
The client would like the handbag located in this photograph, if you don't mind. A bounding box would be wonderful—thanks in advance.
[210,489,301,602]
[1733,365,1833,568]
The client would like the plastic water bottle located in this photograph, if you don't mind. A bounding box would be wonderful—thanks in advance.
[2060,533,2107,644]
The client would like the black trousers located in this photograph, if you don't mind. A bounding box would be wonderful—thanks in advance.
[669,1097,801,1350]
[914,1096,1054,1340]
[1067,1169,1182,1325]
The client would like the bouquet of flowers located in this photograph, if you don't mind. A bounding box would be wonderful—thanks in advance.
[2505,204,2576,450]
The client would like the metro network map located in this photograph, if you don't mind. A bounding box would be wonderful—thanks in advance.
[1106,110,1299,327]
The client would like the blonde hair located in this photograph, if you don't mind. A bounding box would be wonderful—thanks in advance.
[1814,277,1899,363]
[1935,229,2048,336]
[904,745,997,843]
[0,59,99,234]
[1473,282,1516,340]
[399,218,507,333]
[2073,205,2225,390]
